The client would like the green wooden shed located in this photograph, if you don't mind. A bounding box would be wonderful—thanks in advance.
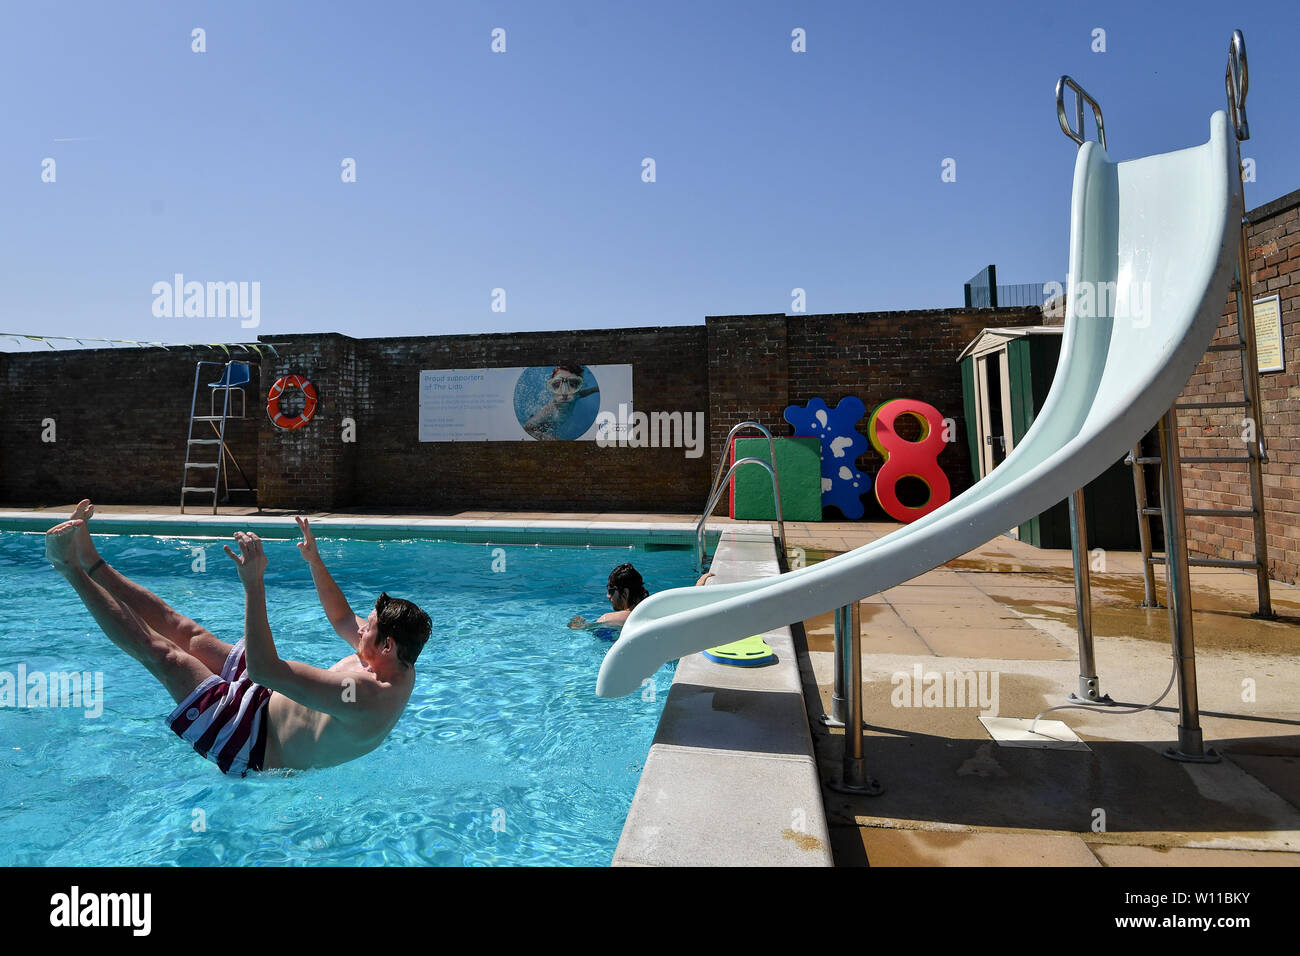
[958,326,1139,550]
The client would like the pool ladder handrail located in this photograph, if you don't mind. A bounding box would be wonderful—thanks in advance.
[695,421,787,571]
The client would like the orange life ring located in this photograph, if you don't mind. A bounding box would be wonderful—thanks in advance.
[267,374,318,430]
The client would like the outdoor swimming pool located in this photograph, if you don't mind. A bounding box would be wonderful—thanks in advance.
[0,528,693,866]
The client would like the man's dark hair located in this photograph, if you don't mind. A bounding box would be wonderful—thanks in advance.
[608,563,650,608]
[552,363,585,378]
[375,592,432,667]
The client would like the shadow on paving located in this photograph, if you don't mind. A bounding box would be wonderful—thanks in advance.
[814,724,1300,834]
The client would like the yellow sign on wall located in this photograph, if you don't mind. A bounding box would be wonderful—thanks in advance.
[1254,294,1284,373]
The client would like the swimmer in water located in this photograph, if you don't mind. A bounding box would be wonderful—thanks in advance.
[45,503,431,776]
[523,364,600,440]
[569,565,714,632]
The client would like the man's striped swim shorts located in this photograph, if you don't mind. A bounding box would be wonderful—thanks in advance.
[165,639,272,776]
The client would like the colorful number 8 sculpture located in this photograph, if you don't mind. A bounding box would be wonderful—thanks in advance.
[867,399,951,523]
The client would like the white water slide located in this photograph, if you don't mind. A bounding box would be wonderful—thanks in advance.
[597,110,1241,698]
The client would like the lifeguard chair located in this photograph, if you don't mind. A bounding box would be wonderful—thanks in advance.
[180,360,256,513]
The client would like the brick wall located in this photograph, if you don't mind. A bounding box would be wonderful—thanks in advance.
[0,308,1087,519]
[707,307,1045,518]
[0,348,260,507]
[1179,189,1300,584]
[257,334,358,511]
[706,314,789,465]
[256,326,712,512]
[788,308,1045,501]
[0,352,7,497]
[251,309,1042,516]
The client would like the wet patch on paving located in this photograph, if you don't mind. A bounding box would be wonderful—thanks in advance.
[792,530,1300,866]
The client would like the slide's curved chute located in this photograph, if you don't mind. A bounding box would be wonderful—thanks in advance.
[597,112,1241,698]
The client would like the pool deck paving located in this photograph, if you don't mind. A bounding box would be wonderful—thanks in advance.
[786,522,1300,869]
[7,504,1300,867]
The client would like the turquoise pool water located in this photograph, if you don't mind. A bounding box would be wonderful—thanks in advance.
[0,529,691,866]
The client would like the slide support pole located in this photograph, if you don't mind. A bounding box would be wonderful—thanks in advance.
[1157,407,1220,763]
[829,601,882,795]
[1067,489,1108,704]
[821,605,849,727]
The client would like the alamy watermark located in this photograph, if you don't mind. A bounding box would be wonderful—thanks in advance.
[595,404,705,459]
[891,663,999,716]
[49,886,150,936]
[1043,276,1153,326]
[151,273,261,328]
[1,664,104,718]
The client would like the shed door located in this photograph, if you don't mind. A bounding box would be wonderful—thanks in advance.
[973,347,1014,478]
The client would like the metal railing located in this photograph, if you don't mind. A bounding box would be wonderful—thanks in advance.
[696,421,787,571]
[1225,29,1249,140]
[1056,75,1107,150]
[963,266,1053,310]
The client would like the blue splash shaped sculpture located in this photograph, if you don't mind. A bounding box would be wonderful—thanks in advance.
[783,397,872,519]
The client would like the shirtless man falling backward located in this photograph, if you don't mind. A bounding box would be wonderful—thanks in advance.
[45,502,431,775]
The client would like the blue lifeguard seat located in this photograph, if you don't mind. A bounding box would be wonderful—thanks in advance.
[209,361,251,417]
[211,362,251,389]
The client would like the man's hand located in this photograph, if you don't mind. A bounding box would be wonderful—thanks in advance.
[295,518,364,650]
[296,516,322,566]
[224,531,269,585]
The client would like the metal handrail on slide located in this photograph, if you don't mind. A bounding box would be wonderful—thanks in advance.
[1055,75,1107,150]
[695,421,787,571]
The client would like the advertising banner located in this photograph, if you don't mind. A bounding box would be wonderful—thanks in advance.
[418,365,633,441]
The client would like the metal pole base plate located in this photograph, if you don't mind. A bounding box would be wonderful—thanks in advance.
[1162,746,1222,764]
[830,777,884,796]
[822,693,847,727]
[818,715,868,729]
[1138,601,1166,610]
[1067,692,1120,707]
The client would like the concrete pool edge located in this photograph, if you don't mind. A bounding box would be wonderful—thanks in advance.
[611,525,834,867]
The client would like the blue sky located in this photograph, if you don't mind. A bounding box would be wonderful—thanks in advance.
[2,0,1296,349]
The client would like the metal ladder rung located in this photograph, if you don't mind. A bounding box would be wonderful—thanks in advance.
[181,486,217,493]
[1128,453,1254,465]
[188,438,222,444]
[185,462,219,469]
[1134,454,1263,466]
[1141,506,1256,518]
[1174,400,1250,410]
[191,415,226,421]
[1148,555,1261,570]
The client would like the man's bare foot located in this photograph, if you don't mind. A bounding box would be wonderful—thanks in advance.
[69,500,101,570]
[46,520,83,576]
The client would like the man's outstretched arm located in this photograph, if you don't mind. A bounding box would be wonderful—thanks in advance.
[225,531,283,680]
[225,531,373,720]
[296,516,365,649]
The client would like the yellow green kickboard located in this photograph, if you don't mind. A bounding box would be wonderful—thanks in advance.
[702,635,776,667]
